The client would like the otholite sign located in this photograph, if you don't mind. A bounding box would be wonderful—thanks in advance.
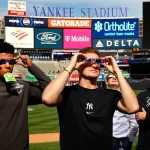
[92,18,139,38]
[34,28,63,49]
[5,16,48,27]
[48,19,91,28]
[92,38,142,49]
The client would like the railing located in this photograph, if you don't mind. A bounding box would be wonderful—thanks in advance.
[129,74,150,83]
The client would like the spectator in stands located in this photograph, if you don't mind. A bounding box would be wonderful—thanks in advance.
[105,73,138,150]
[136,88,150,150]
[0,42,50,150]
[48,70,51,74]
[57,70,60,74]
[42,47,139,150]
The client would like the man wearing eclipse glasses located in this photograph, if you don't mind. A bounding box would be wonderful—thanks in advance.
[0,42,50,150]
[42,47,139,150]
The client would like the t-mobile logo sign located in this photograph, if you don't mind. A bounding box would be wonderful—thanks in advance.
[65,36,70,41]
[65,36,90,42]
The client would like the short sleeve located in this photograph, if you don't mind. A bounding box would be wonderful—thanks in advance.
[113,90,122,110]
[57,85,74,108]
[61,86,71,102]
[57,85,76,123]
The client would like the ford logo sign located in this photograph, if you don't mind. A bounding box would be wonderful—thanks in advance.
[37,32,61,42]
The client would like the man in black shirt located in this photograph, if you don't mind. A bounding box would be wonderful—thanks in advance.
[0,42,50,150]
[136,89,150,150]
[42,47,139,150]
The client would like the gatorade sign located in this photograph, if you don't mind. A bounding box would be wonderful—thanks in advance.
[92,18,139,38]
[92,38,142,49]
[48,19,91,28]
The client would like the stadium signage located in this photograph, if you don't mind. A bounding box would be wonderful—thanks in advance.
[8,18,44,24]
[37,32,61,44]
[32,6,128,18]
[8,1,26,16]
[97,74,104,81]
[92,38,142,49]
[65,36,90,42]
[92,18,139,38]
[68,74,79,82]
[5,16,48,27]
[63,29,91,49]
[9,19,19,23]
[5,27,34,48]
[34,28,63,49]
[101,21,135,32]
[48,19,91,28]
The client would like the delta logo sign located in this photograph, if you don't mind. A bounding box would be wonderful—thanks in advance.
[92,18,139,38]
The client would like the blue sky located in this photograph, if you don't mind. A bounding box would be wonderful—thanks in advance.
[0,0,149,18]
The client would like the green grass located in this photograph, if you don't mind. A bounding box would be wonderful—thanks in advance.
[134,90,144,95]
[28,105,59,134]
[30,142,60,150]
[29,140,137,150]
[132,136,138,150]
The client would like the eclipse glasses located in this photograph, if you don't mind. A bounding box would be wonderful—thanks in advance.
[78,58,105,64]
[0,59,17,65]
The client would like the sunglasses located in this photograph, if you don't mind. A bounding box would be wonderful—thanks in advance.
[107,76,116,79]
[78,58,104,64]
[0,59,16,65]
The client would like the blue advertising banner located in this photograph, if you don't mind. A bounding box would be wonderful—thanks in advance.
[34,28,63,49]
[97,74,104,81]
[5,16,48,28]
[92,18,139,38]
[92,38,142,49]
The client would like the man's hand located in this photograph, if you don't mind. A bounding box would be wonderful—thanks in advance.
[66,53,85,72]
[101,56,120,74]
[136,107,147,121]
[14,55,32,68]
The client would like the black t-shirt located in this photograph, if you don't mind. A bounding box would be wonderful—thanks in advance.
[136,90,150,150]
[57,84,122,150]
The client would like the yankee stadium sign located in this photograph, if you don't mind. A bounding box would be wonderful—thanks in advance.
[32,6,128,17]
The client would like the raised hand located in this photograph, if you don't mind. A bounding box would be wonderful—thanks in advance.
[101,56,120,74]
[14,55,32,68]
